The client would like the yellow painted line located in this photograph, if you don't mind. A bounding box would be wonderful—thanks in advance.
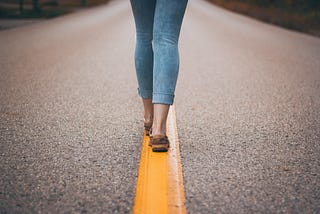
[133,104,187,214]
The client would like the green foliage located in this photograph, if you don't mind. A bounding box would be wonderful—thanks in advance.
[226,0,320,11]
[208,0,320,36]
[0,7,70,19]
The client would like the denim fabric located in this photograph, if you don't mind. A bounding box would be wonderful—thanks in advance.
[130,0,188,105]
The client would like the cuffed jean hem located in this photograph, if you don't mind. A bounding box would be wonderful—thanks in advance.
[152,93,174,105]
[138,88,153,99]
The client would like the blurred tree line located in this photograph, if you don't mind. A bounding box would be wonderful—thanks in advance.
[208,0,320,36]
[1,0,109,19]
[216,0,320,11]
[18,0,88,13]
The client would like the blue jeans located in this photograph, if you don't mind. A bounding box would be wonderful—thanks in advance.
[130,0,188,105]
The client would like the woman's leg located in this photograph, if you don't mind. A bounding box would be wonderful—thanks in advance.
[130,0,156,124]
[152,104,170,135]
[142,98,153,125]
[152,0,188,136]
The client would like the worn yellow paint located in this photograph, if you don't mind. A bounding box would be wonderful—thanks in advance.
[133,105,187,214]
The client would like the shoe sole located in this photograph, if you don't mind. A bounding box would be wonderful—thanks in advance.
[152,146,168,152]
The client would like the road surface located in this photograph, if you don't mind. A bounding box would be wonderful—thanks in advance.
[1,0,320,213]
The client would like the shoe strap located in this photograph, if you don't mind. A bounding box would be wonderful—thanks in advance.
[152,135,169,145]
[152,134,167,140]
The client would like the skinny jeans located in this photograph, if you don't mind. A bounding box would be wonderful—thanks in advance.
[130,0,188,105]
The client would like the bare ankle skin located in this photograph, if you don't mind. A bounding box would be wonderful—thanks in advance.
[152,104,170,136]
[142,98,153,124]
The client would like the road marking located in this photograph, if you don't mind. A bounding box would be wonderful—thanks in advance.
[133,104,187,214]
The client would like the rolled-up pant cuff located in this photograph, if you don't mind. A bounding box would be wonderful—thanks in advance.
[138,88,153,99]
[152,93,174,105]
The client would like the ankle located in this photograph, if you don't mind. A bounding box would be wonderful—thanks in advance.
[151,125,166,136]
[144,116,153,125]
[144,115,153,123]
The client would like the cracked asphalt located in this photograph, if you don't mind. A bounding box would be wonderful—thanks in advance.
[1,0,320,213]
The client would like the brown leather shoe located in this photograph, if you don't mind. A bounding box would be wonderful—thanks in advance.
[144,122,152,136]
[150,134,169,152]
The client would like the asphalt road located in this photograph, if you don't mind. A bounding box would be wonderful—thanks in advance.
[1,0,320,213]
